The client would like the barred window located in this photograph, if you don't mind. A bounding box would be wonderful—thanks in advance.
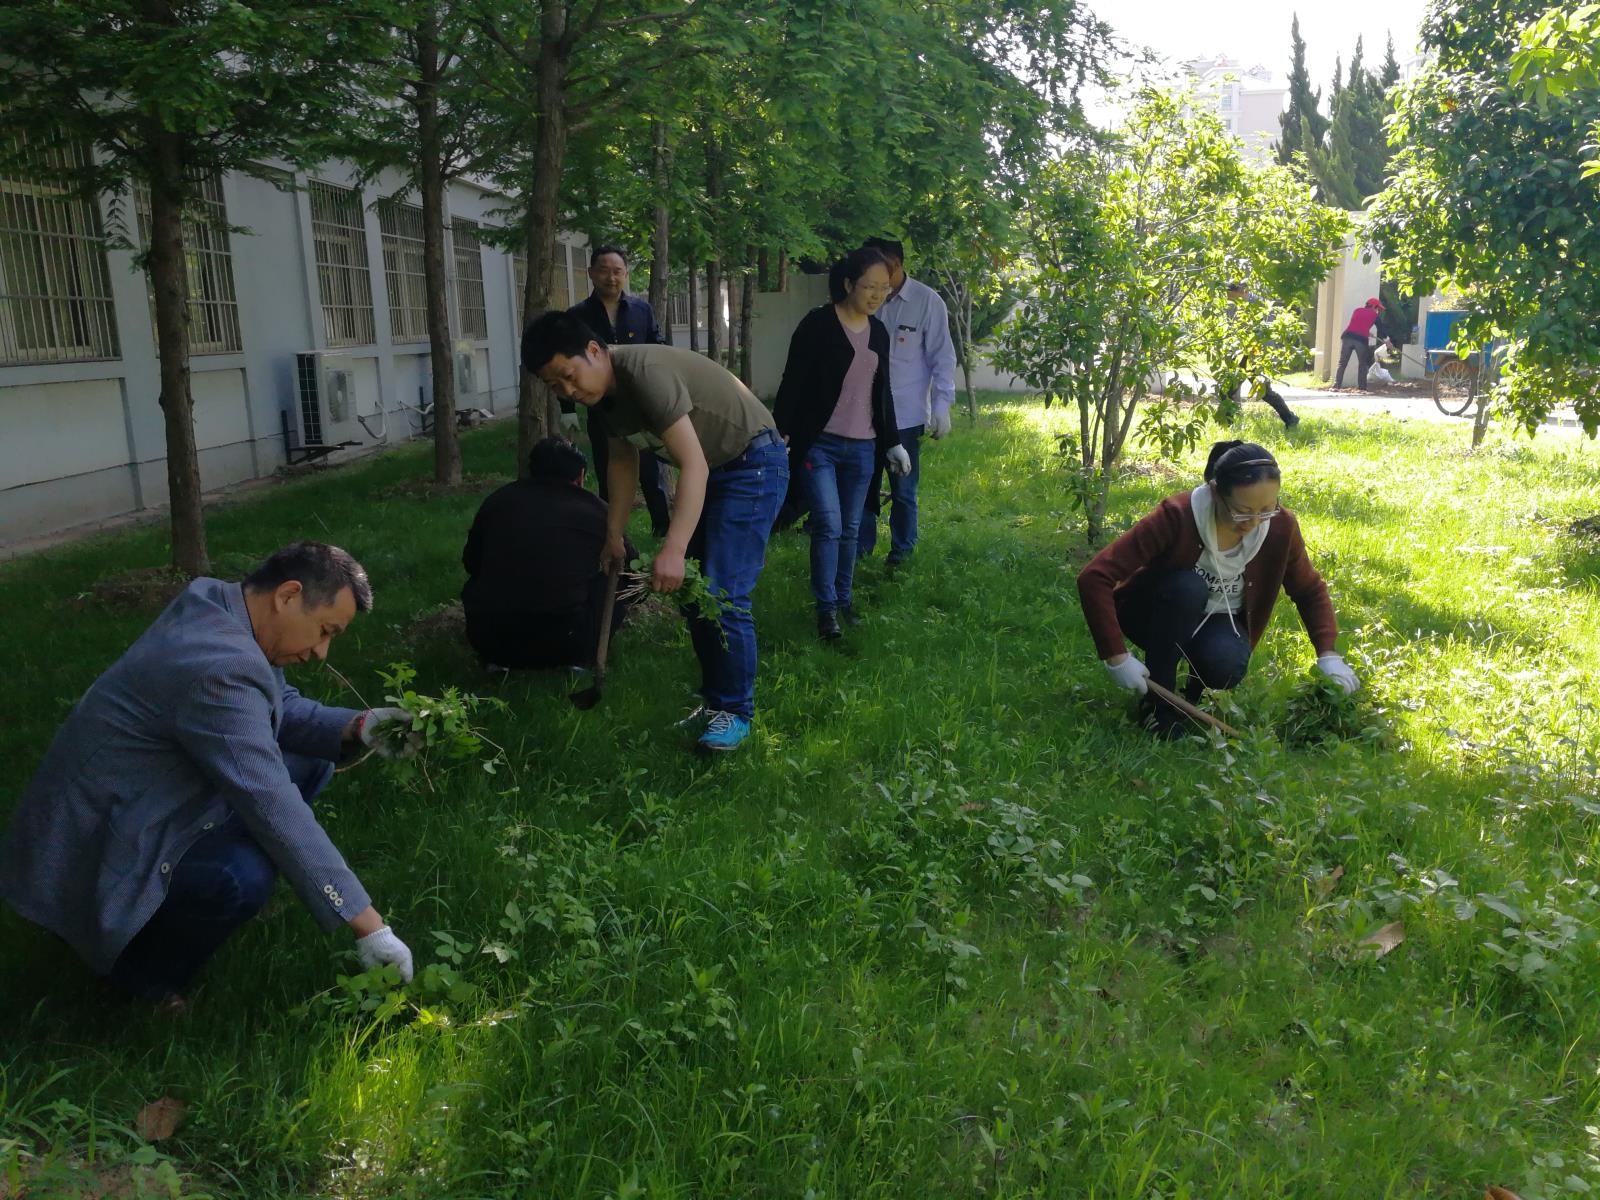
[309,181,375,348]
[452,217,487,340]
[378,198,427,343]
[0,135,119,365]
[135,176,242,355]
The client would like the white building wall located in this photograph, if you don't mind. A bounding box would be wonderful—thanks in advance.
[0,159,584,545]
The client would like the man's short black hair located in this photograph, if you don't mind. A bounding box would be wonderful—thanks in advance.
[863,237,904,262]
[589,244,628,267]
[522,310,602,375]
[243,542,372,612]
[527,436,587,483]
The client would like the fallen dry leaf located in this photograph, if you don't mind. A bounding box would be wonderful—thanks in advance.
[1356,922,1405,959]
[1486,1188,1524,1200]
[1315,865,1346,897]
[134,1096,187,1141]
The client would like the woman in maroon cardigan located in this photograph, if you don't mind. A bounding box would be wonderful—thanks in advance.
[1076,440,1358,735]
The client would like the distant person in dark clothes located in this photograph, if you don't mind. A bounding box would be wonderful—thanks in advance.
[1076,441,1358,738]
[1334,297,1391,390]
[1223,282,1299,428]
[461,437,636,669]
[561,245,672,536]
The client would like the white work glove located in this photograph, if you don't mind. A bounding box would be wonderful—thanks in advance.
[886,445,912,477]
[354,924,415,983]
[928,409,952,440]
[1105,654,1150,695]
[1316,653,1360,695]
[559,411,581,440]
[357,706,420,760]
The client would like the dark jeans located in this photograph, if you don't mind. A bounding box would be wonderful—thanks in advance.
[465,573,631,669]
[589,406,670,534]
[685,430,789,719]
[1335,333,1373,389]
[858,424,923,559]
[1116,570,1252,701]
[802,433,876,610]
[1226,362,1297,425]
[108,752,333,999]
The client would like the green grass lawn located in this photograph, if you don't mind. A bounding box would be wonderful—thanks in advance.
[3,395,1599,1199]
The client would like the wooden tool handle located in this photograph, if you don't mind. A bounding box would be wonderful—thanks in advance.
[1146,679,1241,738]
[592,564,621,676]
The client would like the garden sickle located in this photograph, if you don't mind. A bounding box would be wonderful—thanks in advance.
[570,564,621,710]
[1146,679,1241,738]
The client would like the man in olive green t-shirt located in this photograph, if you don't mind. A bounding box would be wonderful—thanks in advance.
[522,312,790,754]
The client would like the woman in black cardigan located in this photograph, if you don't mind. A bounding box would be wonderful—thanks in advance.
[775,248,910,640]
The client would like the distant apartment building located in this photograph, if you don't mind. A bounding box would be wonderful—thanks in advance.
[1183,54,1289,165]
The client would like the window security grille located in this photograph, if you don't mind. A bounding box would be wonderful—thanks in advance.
[0,134,119,365]
[378,198,427,344]
[309,181,375,348]
[134,175,242,355]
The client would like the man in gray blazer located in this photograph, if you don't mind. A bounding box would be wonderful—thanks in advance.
[0,542,416,1004]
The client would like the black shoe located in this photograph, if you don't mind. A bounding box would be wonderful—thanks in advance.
[817,609,842,640]
[839,603,862,627]
[885,550,909,567]
[1137,694,1187,741]
[1283,413,1301,429]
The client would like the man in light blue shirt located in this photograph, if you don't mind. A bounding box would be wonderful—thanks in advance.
[856,238,957,566]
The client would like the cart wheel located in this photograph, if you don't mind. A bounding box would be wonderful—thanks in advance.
[1432,358,1476,417]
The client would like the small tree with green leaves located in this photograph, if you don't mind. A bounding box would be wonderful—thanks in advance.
[994,91,1347,543]
[1368,0,1600,440]
[0,0,391,576]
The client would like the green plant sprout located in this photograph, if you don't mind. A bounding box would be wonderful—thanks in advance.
[374,662,510,790]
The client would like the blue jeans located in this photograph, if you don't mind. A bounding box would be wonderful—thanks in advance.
[858,424,924,559]
[686,430,789,720]
[802,433,876,610]
[108,752,333,999]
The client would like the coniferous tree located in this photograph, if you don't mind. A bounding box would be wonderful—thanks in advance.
[1276,15,1329,164]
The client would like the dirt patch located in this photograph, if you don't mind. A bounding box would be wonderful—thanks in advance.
[0,1158,185,1199]
[405,601,466,645]
[380,473,502,501]
[69,567,191,613]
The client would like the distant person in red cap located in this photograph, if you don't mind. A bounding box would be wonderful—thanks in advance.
[1334,297,1388,390]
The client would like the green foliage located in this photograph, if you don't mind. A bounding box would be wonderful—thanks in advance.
[1278,671,1393,748]
[619,555,744,627]
[6,411,1600,1197]
[375,662,508,789]
[1368,0,1600,436]
[1277,15,1330,165]
[993,91,1347,540]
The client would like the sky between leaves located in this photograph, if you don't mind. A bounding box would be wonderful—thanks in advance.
[1098,0,1432,107]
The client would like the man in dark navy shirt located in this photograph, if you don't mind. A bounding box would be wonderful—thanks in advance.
[461,438,635,669]
[564,246,671,536]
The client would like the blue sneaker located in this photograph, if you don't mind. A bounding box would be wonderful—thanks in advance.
[696,710,751,752]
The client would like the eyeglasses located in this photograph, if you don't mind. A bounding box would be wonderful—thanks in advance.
[857,283,891,295]
[1227,506,1280,523]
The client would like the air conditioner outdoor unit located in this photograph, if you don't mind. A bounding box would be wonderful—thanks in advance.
[293,351,362,449]
[453,341,478,400]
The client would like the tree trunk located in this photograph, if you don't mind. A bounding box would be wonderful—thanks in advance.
[416,11,461,485]
[777,247,788,292]
[705,260,721,364]
[703,126,722,364]
[648,120,671,343]
[757,246,771,292]
[147,134,209,576]
[739,247,755,386]
[961,289,977,420]
[687,267,700,352]
[516,9,570,476]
